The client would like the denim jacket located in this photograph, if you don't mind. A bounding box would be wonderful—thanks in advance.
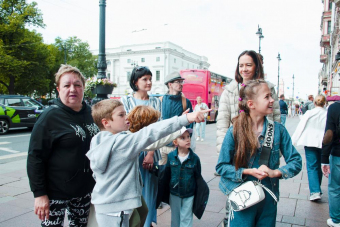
[166,148,201,198]
[216,118,302,200]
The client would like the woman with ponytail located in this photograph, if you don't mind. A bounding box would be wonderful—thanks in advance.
[216,80,302,227]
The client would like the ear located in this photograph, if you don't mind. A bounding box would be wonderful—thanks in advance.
[101,118,110,129]
[56,87,60,92]
[173,139,178,147]
[247,100,255,110]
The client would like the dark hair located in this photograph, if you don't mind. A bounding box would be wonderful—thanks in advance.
[129,66,152,91]
[232,79,268,170]
[280,94,285,98]
[235,50,264,83]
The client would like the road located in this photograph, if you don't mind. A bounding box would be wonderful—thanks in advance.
[0,128,32,164]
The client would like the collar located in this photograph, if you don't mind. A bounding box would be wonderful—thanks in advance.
[174,147,193,159]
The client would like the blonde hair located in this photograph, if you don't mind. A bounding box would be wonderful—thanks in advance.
[127,106,160,133]
[314,94,326,107]
[55,64,86,87]
[91,99,123,130]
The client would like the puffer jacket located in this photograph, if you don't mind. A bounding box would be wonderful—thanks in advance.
[216,80,281,153]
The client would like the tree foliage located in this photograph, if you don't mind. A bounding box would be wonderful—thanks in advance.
[55,36,97,79]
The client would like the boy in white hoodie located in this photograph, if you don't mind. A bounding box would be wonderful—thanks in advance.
[86,99,209,227]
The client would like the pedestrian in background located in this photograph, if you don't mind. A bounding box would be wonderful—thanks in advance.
[194,96,208,142]
[158,72,194,166]
[292,95,327,201]
[321,100,340,227]
[27,65,99,226]
[288,104,292,118]
[291,104,296,117]
[279,94,288,126]
[216,80,302,227]
[215,50,280,226]
[121,66,161,227]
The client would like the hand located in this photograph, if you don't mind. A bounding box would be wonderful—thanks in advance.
[34,195,50,221]
[247,168,268,180]
[186,109,211,123]
[142,152,154,170]
[322,165,330,178]
[258,165,281,178]
[182,108,190,115]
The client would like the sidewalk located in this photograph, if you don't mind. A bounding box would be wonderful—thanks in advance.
[0,117,330,226]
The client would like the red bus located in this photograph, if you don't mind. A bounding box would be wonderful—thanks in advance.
[180,69,233,123]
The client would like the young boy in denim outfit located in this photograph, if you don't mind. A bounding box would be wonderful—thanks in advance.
[166,127,202,227]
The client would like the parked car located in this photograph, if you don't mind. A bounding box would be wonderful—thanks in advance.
[0,95,46,134]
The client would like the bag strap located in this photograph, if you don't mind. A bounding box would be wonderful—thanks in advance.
[255,181,278,202]
[259,119,274,166]
[182,96,187,111]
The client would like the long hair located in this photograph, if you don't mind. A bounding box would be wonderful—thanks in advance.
[235,50,264,83]
[232,79,268,170]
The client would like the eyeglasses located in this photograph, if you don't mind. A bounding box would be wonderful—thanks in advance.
[135,66,149,71]
[172,80,185,84]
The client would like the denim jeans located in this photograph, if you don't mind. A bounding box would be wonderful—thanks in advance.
[280,114,287,126]
[229,189,277,227]
[304,146,322,194]
[169,194,194,227]
[195,119,206,139]
[329,155,340,223]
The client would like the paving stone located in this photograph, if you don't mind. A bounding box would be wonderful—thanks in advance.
[4,197,34,209]
[0,204,32,223]
[280,181,300,195]
[277,214,283,222]
[282,215,305,226]
[13,191,34,200]
[0,176,20,185]
[277,198,297,216]
[0,185,30,197]
[289,193,308,200]
[305,218,327,227]
[3,179,30,189]
[276,222,292,227]
[0,196,16,204]
[294,199,329,223]
[0,211,40,227]
[204,189,227,213]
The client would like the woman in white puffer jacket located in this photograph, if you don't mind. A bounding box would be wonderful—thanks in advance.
[216,50,281,154]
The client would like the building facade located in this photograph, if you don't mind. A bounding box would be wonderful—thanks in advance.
[319,0,340,97]
[91,42,210,97]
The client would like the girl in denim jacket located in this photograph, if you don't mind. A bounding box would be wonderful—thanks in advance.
[165,127,201,227]
[216,80,302,227]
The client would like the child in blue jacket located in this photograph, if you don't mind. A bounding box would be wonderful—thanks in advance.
[166,127,201,227]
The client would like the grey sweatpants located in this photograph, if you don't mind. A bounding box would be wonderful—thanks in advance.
[95,212,129,227]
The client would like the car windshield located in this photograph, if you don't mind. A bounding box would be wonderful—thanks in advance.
[22,99,43,108]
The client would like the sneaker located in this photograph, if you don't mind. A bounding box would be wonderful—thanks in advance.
[327,218,340,227]
[196,137,200,141]
[201,138,204,141]
[310,192,321,201]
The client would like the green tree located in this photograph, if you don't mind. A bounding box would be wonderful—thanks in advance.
[0,0,50,95]
[55,36,97,78]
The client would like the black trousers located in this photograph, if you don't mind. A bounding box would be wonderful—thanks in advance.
[41,193,91,227]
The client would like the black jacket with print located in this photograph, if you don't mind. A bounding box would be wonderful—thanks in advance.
[27,98,99,199]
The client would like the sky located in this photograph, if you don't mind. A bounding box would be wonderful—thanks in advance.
[27,0,323,100]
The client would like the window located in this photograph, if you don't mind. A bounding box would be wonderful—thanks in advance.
[127,49,132,51]
[155,47,161,49]
[127,59,131,63]
[156,57,160,62]
[141,58,145,62]
[127,72,131,81]
[156,71,160,81]
[329,1,332,10]
[174,58,176,63]
[328,21,332,34]
[22,99,42,108]
[5,99,22,106]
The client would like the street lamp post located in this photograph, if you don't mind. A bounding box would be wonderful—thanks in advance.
[256,25,264,54]
[277,53,282,97]
[58,42,72,64]
[292,74,295,100]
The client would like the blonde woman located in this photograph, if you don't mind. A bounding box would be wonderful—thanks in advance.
[292,95,327,201]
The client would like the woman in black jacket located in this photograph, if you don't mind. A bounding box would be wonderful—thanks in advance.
[27,65,99,226]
